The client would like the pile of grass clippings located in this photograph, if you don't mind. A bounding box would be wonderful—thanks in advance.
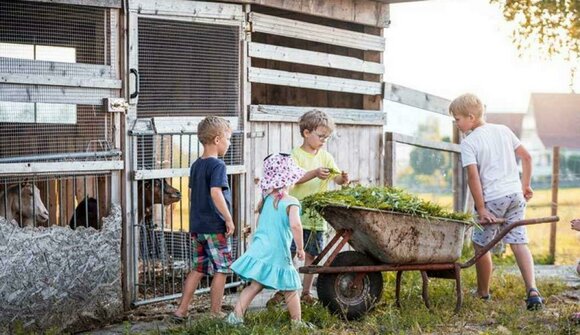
[302,185,474,223]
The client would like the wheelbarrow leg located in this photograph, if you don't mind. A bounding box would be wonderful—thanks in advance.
[395,271,403,308]
[454,263,462,313]
[420,271,431,310]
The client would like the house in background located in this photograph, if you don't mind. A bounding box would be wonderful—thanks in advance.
[522,93,580,187]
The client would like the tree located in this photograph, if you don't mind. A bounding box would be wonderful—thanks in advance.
[490,0,580,90]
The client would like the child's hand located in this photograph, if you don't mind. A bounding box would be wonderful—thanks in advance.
[242,225,252,238]
[296,248,305,260]
[341,171,350,185]
[477,208,497,224]
[225,219,235,237]
[522,185,534,201]
[315,167,331,180]
[571,219,580,232]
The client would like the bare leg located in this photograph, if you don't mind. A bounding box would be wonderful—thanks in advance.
[302,253,315,296]
[175,271,205,317]
[473,243,492,297]
[210,272,228,315]
[284,290,301,321]
[510,244,538,296]
[234,281,264,318]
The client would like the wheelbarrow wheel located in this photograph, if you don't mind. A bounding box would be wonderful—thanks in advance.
[316,251,383,320]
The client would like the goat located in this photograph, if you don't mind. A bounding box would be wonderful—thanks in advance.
[68,178,181,229]
[0,183,49,227]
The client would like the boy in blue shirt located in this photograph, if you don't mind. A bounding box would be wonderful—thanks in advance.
[173,116,235,321]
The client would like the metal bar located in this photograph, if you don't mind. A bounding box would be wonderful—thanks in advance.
[131,281,244,307]
[420,271,430,309]
[134,166,245,180]
[300,262,457,274]
[460,216,559,268]
[0,161,124,175]
[454,264,462,313]
[311,229,346,266]
[395,271,402,308]
[323,230,353,267]
[0,150,121,163]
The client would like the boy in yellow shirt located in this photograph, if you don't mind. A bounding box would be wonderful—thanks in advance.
[268,110,349,305]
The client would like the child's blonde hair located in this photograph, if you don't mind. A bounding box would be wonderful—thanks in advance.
[298,109,336,137]
[449,93,484,119]
[197,116,232,144]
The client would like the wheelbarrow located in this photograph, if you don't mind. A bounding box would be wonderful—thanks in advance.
[298,205,559,319]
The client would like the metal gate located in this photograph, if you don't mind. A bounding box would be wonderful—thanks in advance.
[126,0,247,306]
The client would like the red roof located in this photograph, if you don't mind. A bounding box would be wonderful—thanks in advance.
[486,113,525,138]
[530,93,580,149]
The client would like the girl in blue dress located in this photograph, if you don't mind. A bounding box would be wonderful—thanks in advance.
[227,153,308,327]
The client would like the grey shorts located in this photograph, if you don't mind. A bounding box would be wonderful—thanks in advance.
[472,193,528,247]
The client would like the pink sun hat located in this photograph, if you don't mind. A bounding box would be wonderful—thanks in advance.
[259,153,306,193]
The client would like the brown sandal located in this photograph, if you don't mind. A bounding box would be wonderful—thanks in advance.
[301,293,317,305]
[266,291,285,307]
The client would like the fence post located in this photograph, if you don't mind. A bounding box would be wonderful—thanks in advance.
[383,132,396,187]
[549,146,560,263]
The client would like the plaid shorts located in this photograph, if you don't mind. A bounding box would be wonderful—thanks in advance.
[190,233,233,275]
[472,193,528,247]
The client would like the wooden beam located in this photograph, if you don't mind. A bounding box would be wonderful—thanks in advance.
[384,82,451,116]
[0,161,124,175]
[0,74,121,89]
[17,0,121,8]
[0,58,115,78]
[249,12,385,51]
[129,0,244,20]
[248,42,384,74]
[221,0,389,27]
[249,105,385,125]
[0,85,113,105]
[385,132,461,153]
[249,67,382,95]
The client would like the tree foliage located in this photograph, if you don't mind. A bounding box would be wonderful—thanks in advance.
[490,0,580,61]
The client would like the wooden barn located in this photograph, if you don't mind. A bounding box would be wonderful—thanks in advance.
[0,0,469,332]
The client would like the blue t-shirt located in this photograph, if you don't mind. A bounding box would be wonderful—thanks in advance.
[189,157,232,233]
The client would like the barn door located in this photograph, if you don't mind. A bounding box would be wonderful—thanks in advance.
[126,0,246,306]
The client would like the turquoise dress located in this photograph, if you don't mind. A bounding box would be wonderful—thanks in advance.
[230,196,302,291]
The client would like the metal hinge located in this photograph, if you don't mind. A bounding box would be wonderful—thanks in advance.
[247,131,265,138]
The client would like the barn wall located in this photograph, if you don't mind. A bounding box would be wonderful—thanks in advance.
[0,205,122,333]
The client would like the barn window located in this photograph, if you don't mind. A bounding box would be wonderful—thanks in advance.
[0,42,77,124]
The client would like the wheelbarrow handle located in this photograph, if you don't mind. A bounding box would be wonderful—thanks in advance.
[460,216,559,269]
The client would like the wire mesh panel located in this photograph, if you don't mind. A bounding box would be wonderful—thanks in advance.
[137,18,240,117]
[0,105,115,162]
[0,0,110,66]
[0,1,119,162]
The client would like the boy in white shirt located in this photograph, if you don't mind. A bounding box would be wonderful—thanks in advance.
[449,93,543,310]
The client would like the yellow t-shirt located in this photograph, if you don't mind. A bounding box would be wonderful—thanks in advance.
[290,147,340,231]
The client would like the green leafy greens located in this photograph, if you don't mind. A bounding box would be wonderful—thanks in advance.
[302,185,474,223]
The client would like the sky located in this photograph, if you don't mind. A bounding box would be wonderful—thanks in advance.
[383,0,579,113]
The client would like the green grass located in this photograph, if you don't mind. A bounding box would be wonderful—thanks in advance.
[154,269,576,335]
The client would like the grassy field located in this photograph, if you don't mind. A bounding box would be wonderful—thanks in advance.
[420,188,580,265]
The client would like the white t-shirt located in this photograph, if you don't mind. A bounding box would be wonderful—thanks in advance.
[461,123,522,202]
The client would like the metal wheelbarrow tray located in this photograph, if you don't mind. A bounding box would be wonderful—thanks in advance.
[299,204,559,319]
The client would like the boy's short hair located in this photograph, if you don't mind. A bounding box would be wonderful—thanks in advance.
[197,116,232,144]
[298,109,336,136]
[449,93,484,119]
